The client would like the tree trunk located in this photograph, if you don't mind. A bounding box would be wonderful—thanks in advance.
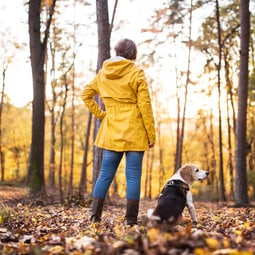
[79,112,92,197]
[0,64,7,182]
[28,0,56,195]
[58,79,68,203]
[48,36,57,189]
[175,0,193,170]
[235,0,250,206]
[92,0,111,188]
[226,98,234,199]
[148,150,154,199]
[49,108,56,188]
[175,92,181,171]
[68,67,75,197]
[144,152,150,198]
[215,0,226,201]
[223,48,234,199]
[158,138,164,193]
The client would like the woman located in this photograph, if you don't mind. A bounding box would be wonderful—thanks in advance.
[81,38,156,226]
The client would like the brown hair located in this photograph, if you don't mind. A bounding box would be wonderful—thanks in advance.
[114,39,137,60]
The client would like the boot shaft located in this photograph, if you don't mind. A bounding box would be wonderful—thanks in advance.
[125,200,139,226]
[91,198,105,223]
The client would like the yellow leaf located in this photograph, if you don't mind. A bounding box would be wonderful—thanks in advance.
[194,247,211,255]
[162,232,173,240]
[235,230,242,236]
[244,221,250,228]
[223,239,231,248]
[205,237,219,249]
[212,216,219,221]
[147,228,160,243]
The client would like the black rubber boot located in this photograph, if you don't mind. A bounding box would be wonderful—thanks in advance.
[125,200,139,226]
[91,198,105,223]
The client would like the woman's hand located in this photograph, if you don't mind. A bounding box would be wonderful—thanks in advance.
[149,143,154,148]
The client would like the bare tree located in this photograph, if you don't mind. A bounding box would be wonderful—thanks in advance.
[0,62,8,181]
[215,0,226,201]
[235,0,250,206]
[91,0,117,188]
[175,0,193,170]
[144,150,153,198]
[28,0,57,195]
[58,74,68,203]
[79,112,92,197]
[48,26,58,188]
[57,55,76,203]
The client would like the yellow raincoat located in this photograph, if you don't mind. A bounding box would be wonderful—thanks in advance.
[81,57,156,151]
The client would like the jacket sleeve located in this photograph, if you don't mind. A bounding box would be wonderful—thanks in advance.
[136,69,156,144]
[81,76,106,120]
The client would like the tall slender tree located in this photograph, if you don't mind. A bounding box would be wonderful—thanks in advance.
[48,31,57,188]
[215,0,226,201]
[79,112,92,196]
[28,0,57,195]
[91,0,111,188]
[0,62,8,181]
[175,0,193,170]
[235,0,250,206]
[91,0,118,188]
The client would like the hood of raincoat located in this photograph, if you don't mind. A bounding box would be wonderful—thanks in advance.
[102,56,136,80]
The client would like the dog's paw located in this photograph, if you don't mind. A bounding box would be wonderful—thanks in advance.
[147,209,154,218]
[147,209,161,221]
[145,209,162,227]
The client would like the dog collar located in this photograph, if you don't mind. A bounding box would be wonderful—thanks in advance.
[160,179,190,196]
[167,180,189,190]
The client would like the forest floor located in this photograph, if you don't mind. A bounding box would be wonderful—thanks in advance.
[0,185,255,255]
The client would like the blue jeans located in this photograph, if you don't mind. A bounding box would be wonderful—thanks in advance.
[93,149,144,200]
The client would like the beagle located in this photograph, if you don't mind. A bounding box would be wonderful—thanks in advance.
[148,164,209,225]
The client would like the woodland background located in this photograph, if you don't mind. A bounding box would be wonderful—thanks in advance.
[0,0,255,206]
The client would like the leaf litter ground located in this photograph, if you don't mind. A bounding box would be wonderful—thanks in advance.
[0,187,255,255]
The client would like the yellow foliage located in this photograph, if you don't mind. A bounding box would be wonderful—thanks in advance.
[205,237,219,250]
[194,247,211,255]
[223,239,231,248]
[243,221,250,228]
[147,228,160,243]
[234,230,243,236]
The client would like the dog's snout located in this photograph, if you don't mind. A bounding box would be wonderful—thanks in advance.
[205,171,209,176]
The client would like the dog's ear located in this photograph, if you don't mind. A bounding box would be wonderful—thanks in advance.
[180,165,194,184]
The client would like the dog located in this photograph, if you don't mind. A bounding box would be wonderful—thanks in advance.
[148,164,209,225]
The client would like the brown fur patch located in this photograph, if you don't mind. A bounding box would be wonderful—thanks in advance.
[179,165,194,184]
